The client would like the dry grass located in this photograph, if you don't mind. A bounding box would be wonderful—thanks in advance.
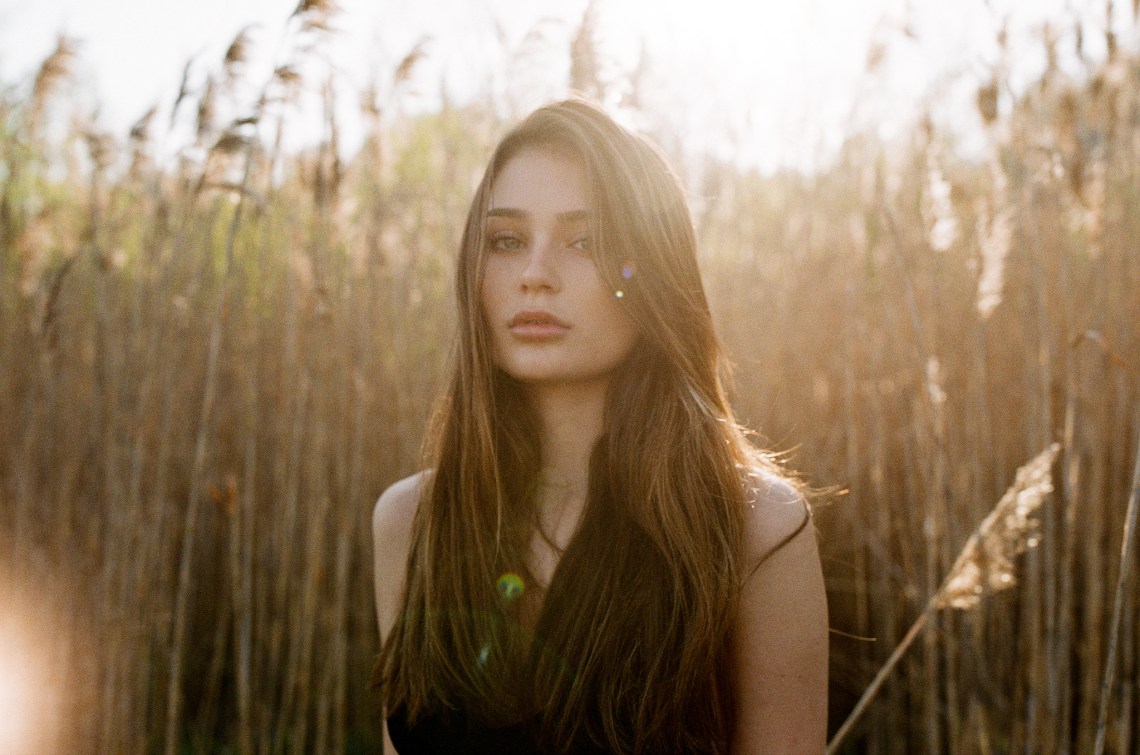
[0,6,1137,754]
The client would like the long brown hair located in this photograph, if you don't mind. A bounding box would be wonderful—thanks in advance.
[378,99,772,754]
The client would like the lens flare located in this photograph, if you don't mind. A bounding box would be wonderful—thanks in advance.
[0,572,67,755]
[0,608,63,753]
[0,644,35,749]
[496,572,525,602]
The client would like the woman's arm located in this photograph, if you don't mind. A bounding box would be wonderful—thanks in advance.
[731,475,829,754]
[373,471,426,755]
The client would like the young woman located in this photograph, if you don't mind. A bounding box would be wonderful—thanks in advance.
[372,99,827,754]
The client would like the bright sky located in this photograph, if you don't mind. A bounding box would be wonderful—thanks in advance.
[0,0,1131,172]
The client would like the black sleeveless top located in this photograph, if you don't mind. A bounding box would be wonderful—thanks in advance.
[385,488,809,754]
[387,705,611,754]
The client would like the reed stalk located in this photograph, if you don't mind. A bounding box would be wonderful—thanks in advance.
[162,133,256,755]
[1094,422,1140,754]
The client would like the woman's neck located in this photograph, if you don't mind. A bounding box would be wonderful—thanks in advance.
[526,380,608,546]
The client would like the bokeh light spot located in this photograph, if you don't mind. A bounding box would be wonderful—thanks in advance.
[496,572,525,602]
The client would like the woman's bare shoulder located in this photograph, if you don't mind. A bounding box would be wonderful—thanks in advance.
[373,470,431,542]
[732,464,827,751]
[741,465,812,569]
[373,470,431,637]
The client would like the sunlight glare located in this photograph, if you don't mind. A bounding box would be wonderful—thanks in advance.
[0,598,64,754]
[0,643,36,750]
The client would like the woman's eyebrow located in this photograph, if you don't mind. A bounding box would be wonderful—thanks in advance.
[556,210,591,224]
[486,207,526,219]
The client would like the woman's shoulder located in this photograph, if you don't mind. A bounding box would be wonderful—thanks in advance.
[373,470,431,584]
[373,470,432,637]
[373,469,431,540]
[731,464,828,750]
[740,464,812,572]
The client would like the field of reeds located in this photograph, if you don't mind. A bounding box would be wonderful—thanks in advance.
[1,2,1137,753]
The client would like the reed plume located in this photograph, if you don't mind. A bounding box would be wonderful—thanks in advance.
[975,157,1011,320]
[196,76,217,142]
[394,39,430,87]
[827,443,1062,752]
[935,443,1060,609]
[171,58,195,120]
[291,0,340,34]
[569,0,604,101]
[223,28,252,80]
[30,36,78,110]
[922,147,959,253]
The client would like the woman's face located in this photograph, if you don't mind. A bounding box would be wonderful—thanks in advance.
[480,147,638,391]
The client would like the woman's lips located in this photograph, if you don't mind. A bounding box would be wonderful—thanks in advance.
[508,310,571,340]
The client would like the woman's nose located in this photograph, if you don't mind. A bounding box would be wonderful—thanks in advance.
[519,234,559,292]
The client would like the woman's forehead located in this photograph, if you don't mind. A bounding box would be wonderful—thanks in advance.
[487,147,593,216]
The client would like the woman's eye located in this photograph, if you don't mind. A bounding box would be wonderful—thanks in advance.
[488,234,524,252]
[569,236,593,253]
